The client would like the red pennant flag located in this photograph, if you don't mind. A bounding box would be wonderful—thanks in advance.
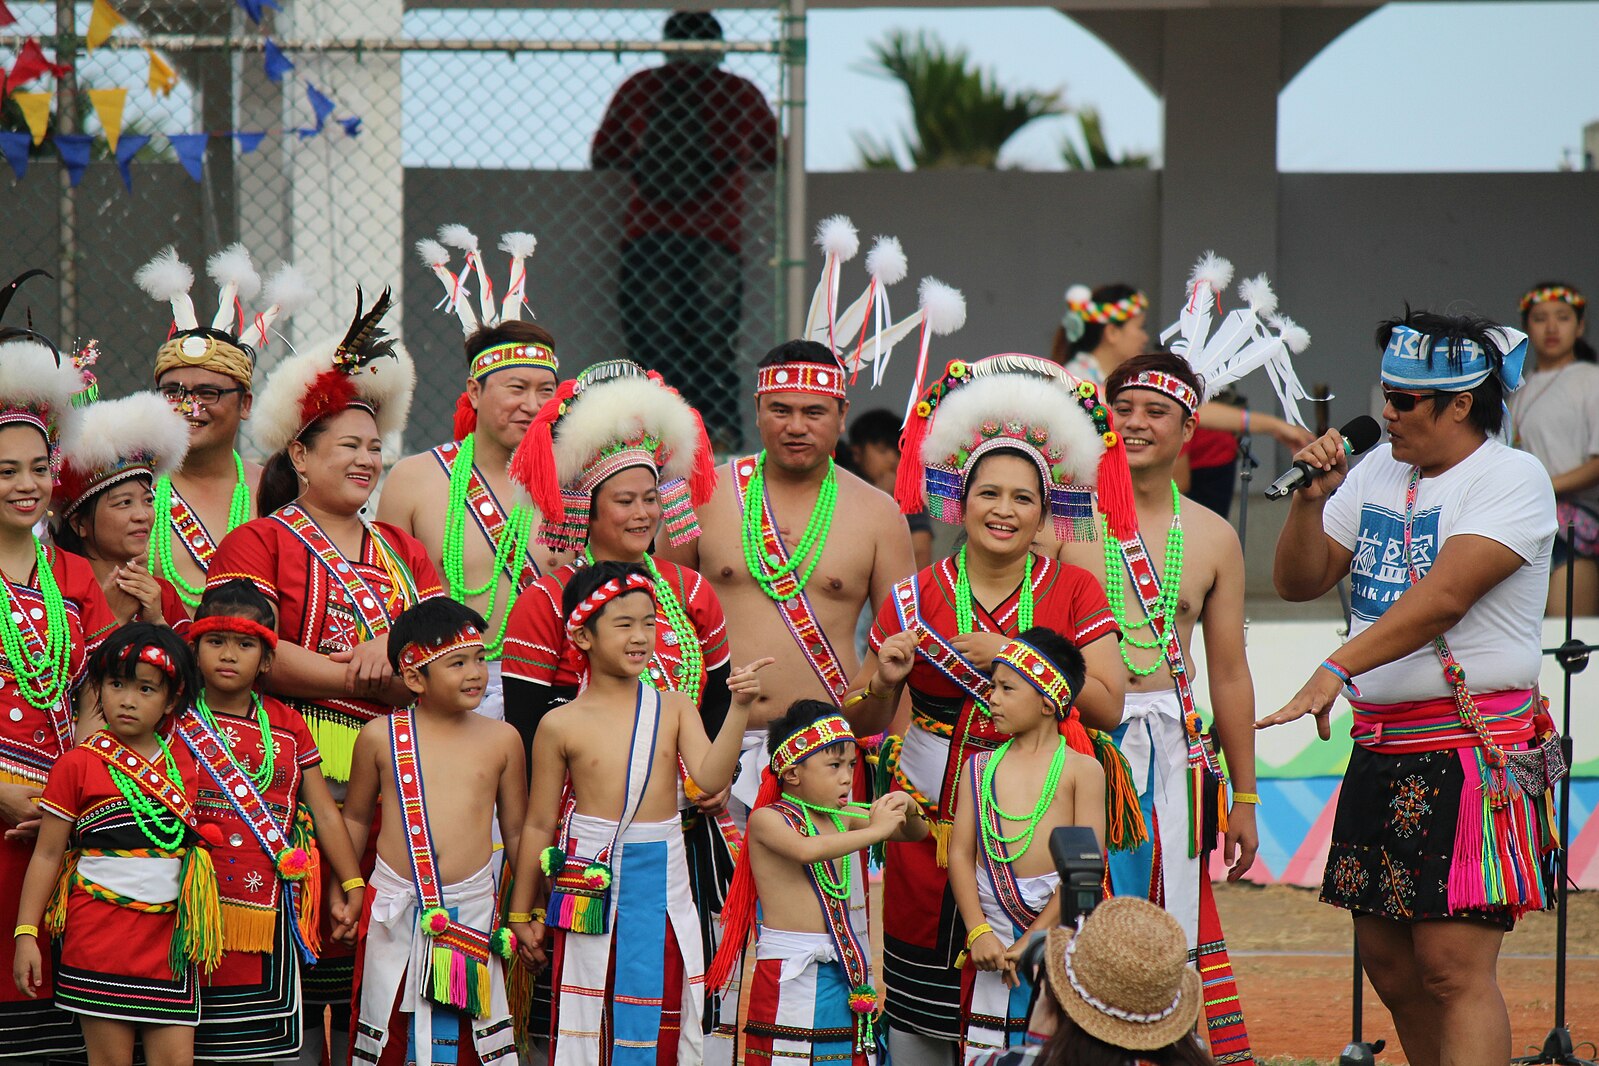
[6,38,72,94]
[0,2,17,28]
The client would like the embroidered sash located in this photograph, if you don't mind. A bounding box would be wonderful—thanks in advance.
[1,577,74,766]
[769,800,874,1053]
[733,457,849,705]
[967,752,1045,934]
[272,506,418,641]
[82,731,199,831]
[389,709,509,1017]
[168,484,222,570]
[173,709,316,962]
[431,442,540,592]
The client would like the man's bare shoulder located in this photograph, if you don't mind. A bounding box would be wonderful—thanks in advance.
[386,450,448,489]
[833,466,901,516]
[1179,497,1244,556]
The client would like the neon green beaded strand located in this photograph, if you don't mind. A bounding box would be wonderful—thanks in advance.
[780,793,869,900]
[110,736,186,851]
[0,540,74,711]
[442,434,534,658]
[150,453,251,609]
[976,736,1066,864]
[740,452,837,602]
[1102,481,1184,677]
[194,692,275,792]
[584,549,704,703]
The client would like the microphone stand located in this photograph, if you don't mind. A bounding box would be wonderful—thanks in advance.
[1514,524,1596,1066]
[1235,417,1259,555]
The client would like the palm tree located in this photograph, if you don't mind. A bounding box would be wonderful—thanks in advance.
[1060,106,1150,170]
[853,31,1065,170]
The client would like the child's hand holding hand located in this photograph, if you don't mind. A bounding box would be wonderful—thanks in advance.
[968,928,1011,980]
[513,921,548,971]
[867,794,910,838]
[875,632,918,687]
[330,886,364,944]
[728,658,776,708]
[11,935,41,998]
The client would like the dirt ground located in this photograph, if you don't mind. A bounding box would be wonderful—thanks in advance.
[865,881,1599,1064]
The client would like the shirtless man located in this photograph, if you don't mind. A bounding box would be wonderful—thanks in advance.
[657,340,917,816]
[378,320,563,722]
[1057,351,1260,943]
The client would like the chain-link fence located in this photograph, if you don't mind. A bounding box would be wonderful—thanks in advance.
[1,2,794,454]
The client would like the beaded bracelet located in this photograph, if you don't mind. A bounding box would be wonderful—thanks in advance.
[341,877,366,892]
[14,925,38,939]
[965,922,994,949]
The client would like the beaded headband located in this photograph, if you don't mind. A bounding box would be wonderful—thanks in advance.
[756,362,847,400]
[1521,286,1587,313]
[470,341,557,382]
[565,573,655,634]
[188,615,280,650]
[1111,370,1199,415]
[1063,923,1184,1024]
[993,639,1077,717]
[1067,289,1147,326]
[121,642,178,681]
[398,624,485,671]
[770,714,856,775]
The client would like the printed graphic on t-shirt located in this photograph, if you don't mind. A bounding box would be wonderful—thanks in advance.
[1350,503,1439,621]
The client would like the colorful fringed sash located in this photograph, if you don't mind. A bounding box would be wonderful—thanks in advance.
[1351,690,1537,755]
[388,710,514,1017]
[431,442,541,594]
[166,484,223,570]
[174,707,320,961]
[540,683,658,935]
[732,456,850,704]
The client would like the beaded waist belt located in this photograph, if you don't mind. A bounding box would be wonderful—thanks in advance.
[1351,688,1536,754]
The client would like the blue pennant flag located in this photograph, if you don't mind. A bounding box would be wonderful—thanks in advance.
[234,0,280,24]
[54,133,92,187]
[263,38,293,83]
[114,132,150,191]
[233,130,266,154]
[0,131,30,182]
[167,132,210,183]
[339,115,362,138]
[304,82,335,134]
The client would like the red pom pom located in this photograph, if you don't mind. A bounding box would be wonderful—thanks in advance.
[199,823,225,848]
[452,391,477,441]
[1094,407,1138,541]
[510,379,577,519]
[299,369,357,432]
[895,403,932,513]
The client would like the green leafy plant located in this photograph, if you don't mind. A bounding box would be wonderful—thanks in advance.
[1060,106,1150,170]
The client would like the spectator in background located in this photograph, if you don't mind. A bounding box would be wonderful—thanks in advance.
[1051,283,1312,518]
[849,407,933,570]
[593,10,779,447]
[1511,282,1599,616]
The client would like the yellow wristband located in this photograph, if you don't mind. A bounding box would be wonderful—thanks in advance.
[507,912,535,924]
[14,925,38,939]
[1232,792,1261,806]
[964,922,994,949]
[341,877,366,892]
[532,908,546,924]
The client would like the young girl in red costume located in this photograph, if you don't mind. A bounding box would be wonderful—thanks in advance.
[176,579,367,1060]
[13,624,222,1066]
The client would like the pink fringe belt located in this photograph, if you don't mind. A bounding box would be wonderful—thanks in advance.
[1350,688,1536,753]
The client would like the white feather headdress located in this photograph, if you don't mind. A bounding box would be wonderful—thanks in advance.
[417,223,541,335]
[0,338,84,456]
[53,392,190,519]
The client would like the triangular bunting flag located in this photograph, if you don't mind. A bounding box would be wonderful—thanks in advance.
[339,115,362,137]
[233,131,266,154]
[234,0,280,24]
[167,132,209,183]
[0,131,31,181]
[86,0,125,50]
[54,134,92,187]
[146,47,177,96]
[306,83,335,131]
[12,91,52,146]
[0,1,17,27]
[87,87,127,152]
[114,132,149,192]
[7,38,71,93]
[263,38,294,82]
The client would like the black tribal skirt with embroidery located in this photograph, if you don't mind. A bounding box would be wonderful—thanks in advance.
[1322,746,1519,928]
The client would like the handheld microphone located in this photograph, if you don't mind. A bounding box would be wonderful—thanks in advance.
[1264,415,1382,500]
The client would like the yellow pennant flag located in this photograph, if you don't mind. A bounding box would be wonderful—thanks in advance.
[88,87,127,152]
[146,48,177,97]
[12,92,52,146]
[86,0,125,51]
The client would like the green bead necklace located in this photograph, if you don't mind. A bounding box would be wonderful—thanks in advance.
[151,453,252,609]
[976,735,1066,865]
[110,736,186,851]
[583,549,704,703]
[1101,481,1184,677]
[740,452,838,602]
[780,793,869,900]
[194,692,275,792]
[954,545,1034,721]
[0,539,74,711]
[442,434,534,659]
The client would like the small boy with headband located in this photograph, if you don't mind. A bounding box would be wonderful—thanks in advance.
[341,598,528,1066]
[709,699,927,1065]
[947,626,1106,1063]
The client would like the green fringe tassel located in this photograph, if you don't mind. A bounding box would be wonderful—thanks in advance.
[1088,729,1149,852]
[170,846,224,977]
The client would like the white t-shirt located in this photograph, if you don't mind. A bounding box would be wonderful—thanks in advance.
[1323,439,1555,703]
[1510,360,1599,513]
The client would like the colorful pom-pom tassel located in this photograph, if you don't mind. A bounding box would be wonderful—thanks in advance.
[489,927,515,960]
[419,906,451,937]
[275,846,313,881]
[581,862,612,891]
[539,846,566,877]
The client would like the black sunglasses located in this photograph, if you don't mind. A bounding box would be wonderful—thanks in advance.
[1382,388,1441,413]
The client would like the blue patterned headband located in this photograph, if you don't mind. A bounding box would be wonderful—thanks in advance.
[1381,324,1529,394]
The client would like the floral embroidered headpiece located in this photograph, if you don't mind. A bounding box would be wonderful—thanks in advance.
[1061,285,1148,343]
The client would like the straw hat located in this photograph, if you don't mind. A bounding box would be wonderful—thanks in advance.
[1044,897,1202,1051]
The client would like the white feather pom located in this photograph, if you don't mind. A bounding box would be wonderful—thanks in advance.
[921,370,1102,486]
[438,224,479,253]
[415,238,450,267]
[206,244,261,301]
[1189,251,1234,292]
[865,236,907,286]
[1274,315,1311,354]
[262,264,316,315]
[918,278,967,335]
[135,247,194,303]
[1065,284,1092,306]
[815,215,860,262]
[63,392,191,485]
[498,231,537,259]
[553,375,701,487]
[1237,274,1277,316]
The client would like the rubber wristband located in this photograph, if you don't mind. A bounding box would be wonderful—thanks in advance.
[14,925,38,939]
[341,877,366,892]
[508,912,535,924]
[965,922,994,949]
[532,908,546,924]
[1232,792,1261,805]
